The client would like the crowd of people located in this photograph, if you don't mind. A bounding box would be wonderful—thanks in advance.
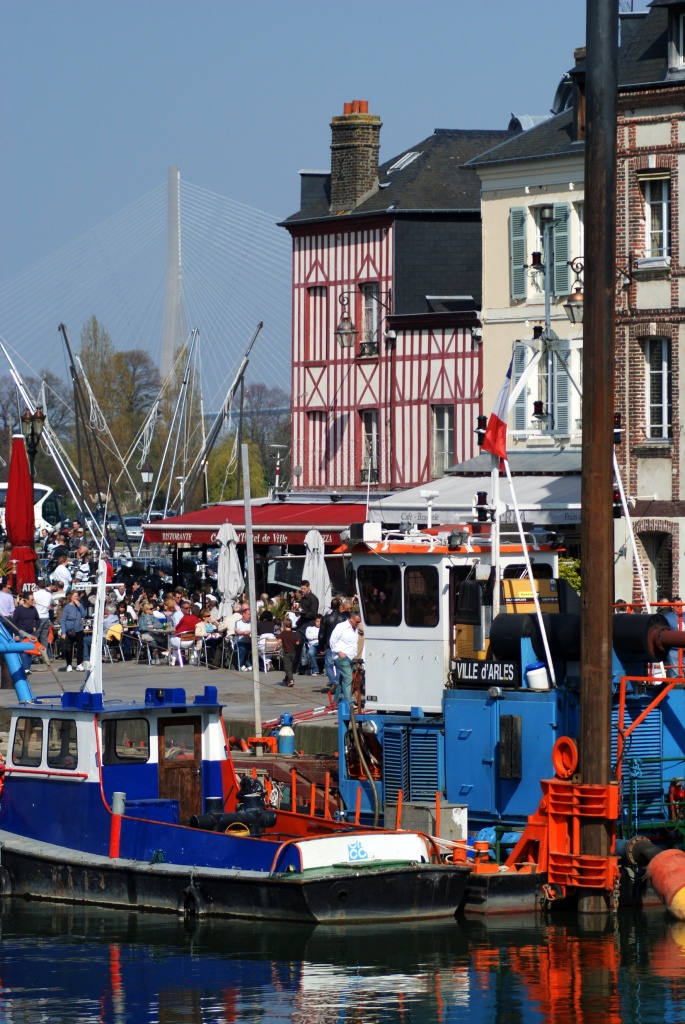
[1,532,364,702]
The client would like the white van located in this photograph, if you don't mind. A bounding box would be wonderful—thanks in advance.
[0,482,63,537]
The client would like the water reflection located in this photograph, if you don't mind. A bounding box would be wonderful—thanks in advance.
[0,900,684,1023]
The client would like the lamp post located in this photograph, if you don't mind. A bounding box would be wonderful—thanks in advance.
[140,462,154,510]
[20,406,46,484]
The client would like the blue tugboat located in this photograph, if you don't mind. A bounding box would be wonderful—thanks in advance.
[0,564,469,923]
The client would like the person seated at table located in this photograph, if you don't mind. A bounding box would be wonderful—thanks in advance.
[233,606,253,670]
[195,607,222,663]
[138,601,167,662]
[169,600,200,662]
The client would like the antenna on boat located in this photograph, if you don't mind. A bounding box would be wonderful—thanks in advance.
[81,559,106,695]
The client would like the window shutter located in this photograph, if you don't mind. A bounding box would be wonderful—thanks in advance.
[509,208,527,301]
[552,203,571,295]
[513,342,528,431]
[554,348,570,434]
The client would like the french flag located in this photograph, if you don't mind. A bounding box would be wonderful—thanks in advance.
[482,356,512,465]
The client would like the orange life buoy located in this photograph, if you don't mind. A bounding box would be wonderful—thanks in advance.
[228,736,249,753]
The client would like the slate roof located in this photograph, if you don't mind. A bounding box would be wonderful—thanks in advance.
[467,5,685,173]
[465,108,580,170]
[282,127,515,226]
[446,450,582,476]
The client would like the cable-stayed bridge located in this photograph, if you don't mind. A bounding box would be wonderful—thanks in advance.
[0,169,292,412]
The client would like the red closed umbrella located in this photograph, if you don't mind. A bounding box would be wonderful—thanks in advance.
[5,435,37,593]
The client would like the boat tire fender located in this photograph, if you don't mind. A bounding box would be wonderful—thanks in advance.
[0,866,12,897]
[182,883,208,917]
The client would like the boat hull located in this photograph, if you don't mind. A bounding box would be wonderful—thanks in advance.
[0,831,470,923]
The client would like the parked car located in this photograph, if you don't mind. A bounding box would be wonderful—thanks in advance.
[116,516,145,543]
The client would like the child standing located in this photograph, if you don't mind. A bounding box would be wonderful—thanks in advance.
[279,619,300,687]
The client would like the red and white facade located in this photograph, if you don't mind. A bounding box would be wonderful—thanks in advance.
[289,220,481,491]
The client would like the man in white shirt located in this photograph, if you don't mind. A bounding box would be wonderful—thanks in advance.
[329,612,362,704]
[33,579,53,653]
[0,579,16,619]
[50,555,72,592]
[234,607,252,670]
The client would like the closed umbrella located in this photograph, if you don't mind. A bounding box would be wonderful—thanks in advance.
[302,528,332,614]
[216,521,244,620]
[5,436,36,594]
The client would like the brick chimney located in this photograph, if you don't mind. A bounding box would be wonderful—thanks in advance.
[329,100,382,213]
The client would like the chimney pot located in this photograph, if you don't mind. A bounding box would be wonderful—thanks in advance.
[344,102,352,115]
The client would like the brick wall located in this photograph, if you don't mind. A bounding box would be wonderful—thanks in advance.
[615,87,685,601]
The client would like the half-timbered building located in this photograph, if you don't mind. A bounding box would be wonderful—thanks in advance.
[281,102,515,491]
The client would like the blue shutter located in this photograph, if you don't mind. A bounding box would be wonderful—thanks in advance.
[552,203,571,296]
[513,341,528,431]
[554,348,570,434]
[509,207,527,300]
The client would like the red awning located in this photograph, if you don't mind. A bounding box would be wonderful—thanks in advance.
[143,501,369,547]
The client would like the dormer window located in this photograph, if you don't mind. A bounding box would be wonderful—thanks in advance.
[667,6,685,70]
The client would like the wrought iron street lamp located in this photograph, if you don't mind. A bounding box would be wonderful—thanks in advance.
[140,462,154,509]
[334,293,358,349]
[564,258,585,324]
[20,406,46,483]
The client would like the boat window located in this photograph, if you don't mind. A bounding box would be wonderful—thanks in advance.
[163,722,196,761]
[357,566,402,626]
[47,719,78,770]
[503,563,554,579]
[405,566,440,627]
[12,716,43,767]
[102,718,150,764]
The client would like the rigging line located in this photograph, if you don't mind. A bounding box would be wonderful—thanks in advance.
[0,341,108,546]
[115,344,189,478]
[74,355,139,495]
[150,329,199,517]
[181,180,284,219]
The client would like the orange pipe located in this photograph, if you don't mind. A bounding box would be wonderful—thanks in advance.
[291,768,297,811]
[648,849,685,920]
[435,791,441,838]
[395,789,403,830]
[324,772,331,818]
[309,782,316,816]
[355,786,362,825]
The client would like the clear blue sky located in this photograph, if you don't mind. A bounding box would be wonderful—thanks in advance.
[1,1,650,282]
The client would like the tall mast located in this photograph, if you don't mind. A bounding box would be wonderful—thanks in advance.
[160,166,187,380]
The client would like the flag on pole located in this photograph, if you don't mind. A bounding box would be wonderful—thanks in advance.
[482,356,513,464]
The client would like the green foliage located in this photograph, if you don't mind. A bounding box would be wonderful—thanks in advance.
[207,438,266,503]
[558,558,581,594]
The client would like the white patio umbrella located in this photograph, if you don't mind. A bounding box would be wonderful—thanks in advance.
[302,528,332,615]
[216,521,244,620]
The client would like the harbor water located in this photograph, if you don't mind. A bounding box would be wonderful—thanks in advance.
[1,899,684,1023]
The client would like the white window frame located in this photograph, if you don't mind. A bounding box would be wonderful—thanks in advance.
[642,177,671,258]
[360,409,379,483]
[431,405,454,478]
[646,337,672,441]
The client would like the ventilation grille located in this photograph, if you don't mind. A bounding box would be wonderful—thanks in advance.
[409,728,442,801]
[612,701,664,825]
[383,726,409,803]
